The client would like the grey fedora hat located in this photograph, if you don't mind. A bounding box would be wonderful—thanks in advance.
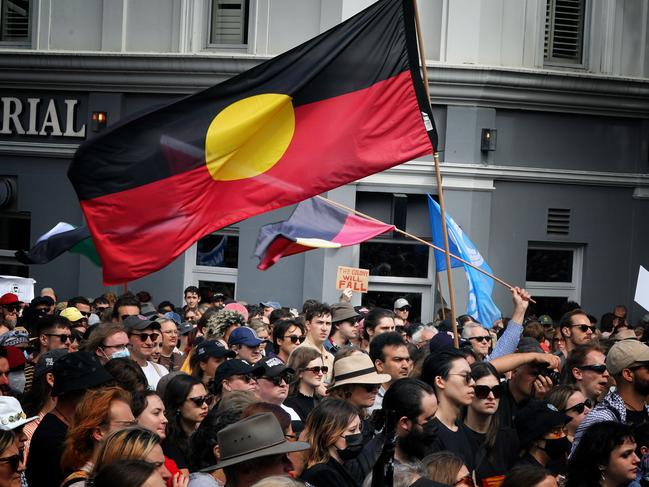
[202,413,309,472]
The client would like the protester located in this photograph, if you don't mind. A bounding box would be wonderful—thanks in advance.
[368,331,411,413]
[25,315,72,391]
[251,357,299,422]
[162,373,210,470]
[202,412,309,487]
[296,304,334,382]
[546,385,591,444]
[566,421,639,487]
[155,316,183,372]
[362,308,396,346]
[0,294,21,329]
[301,398,363,487]
[26,351,112,487]
[327,303,360,355]
[410,325,437,349]
[104,357,149,394]
[0,396,37,487]
[501,466,557,487]
[284,347,324,422]
[211,359,258,406]
[59,386,135,486]
[190,340,235,387]
[421,451,472,487]
[558,309,596,357]
[131,390,168,441]
[92,459,167,487]
[112,295,142,323]
[83,323,130,364]
[562,343,610,404]
[205,310,245,346]
[124,315,168,389]
[0,429,20,487]
[228,327,264,365]
[462,361,519,485]
[271,320,305,364]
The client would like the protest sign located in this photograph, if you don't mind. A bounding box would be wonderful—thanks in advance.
[0,275,36,302]
[635,266,649,312]
[336,266,369,293]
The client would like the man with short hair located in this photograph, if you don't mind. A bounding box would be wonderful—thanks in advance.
[393,298,411,326]
[228,327,263,365]
[0,294,22,328]
[563,343,609,403]
[183,286,201,312]
[213,359,258,397]
[85,323,130,364]
[252,356,300,422]
[124,315,168,389]
[363,308,396,345]
[30,296,55,315]
[67,296,92,318]
[111,295,141,323]
[559,308,596,356]
[203,413,309,487]
[60,307,88,335]
[327,302,360,354]
[411,325,437,349]
[572,339,649,455]
[295,303,334,382]
[368,332,412,412]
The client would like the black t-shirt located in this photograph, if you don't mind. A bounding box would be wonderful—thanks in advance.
[461,425,520,486]
[429,418,475,472]
[626,408,649,426]
[26,412,68,487]
[497,381,529,429]
[284,393,318,423]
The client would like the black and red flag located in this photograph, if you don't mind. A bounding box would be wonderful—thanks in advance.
[68,0,437,285]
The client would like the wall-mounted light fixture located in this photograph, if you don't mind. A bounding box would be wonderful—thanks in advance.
[91,112,108,132]
[480,128,497,152]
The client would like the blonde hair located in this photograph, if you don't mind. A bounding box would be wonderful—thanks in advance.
[92,427,161,475]
[251,476,306,487]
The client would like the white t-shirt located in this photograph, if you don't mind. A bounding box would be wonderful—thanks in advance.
[281,403,301,422]
[141,361,169,390]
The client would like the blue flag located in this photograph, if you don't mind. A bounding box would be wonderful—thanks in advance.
[427,195,501,328]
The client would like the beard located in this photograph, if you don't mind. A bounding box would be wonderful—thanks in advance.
[398,421,438,461]
[634,375,649,396]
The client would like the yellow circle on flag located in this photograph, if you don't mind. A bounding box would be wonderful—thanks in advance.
[205,93,295,181]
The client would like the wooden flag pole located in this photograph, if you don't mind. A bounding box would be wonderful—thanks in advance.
[434,271,445,320]
[412,0,459,348]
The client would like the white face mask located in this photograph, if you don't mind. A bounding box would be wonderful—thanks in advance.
[102,347,131,361]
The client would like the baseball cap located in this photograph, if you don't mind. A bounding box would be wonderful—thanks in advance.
[260,301,281,310]
[394,298,410,310]
[538,315,554,326]
[60,307,85,323]
[0,294,22,306]
[213,359,255,386]
[228,327,262,347]
[252,356,294,379]
[517,337,544,354]
[123,315,161,332]
[30,296,54,307]
[514,400,570,447]
[178,321,194,335]
[163,312,183,325]
[34,349,69,379]
[606,340,649,375]
[196,340,236,360]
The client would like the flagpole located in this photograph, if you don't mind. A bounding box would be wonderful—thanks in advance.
[412,0,459,348]
[434,271,445,320]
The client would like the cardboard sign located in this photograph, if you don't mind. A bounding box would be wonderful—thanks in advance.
[635,266,649,312]
[336,266,369,293]
[0,275,35,302]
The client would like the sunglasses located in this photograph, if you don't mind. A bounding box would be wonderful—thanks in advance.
[397,306,411,312]
[563,399,593,415]
[188,394,214,407]
[469,336,490,343]
[359,383,379,392]
[2,305,19,312]
[448,372,473,384]
[0,454,20,472]
[283,335,306,344]
[261,374,292,386]
[570,324,596,333]
[474,384,503,399]
[121,314,136,321]
[79,311,91,317]
[131,332,160,342]
[303,366,329,375]
[44,333,72,343]
[577,364,607,374]
[454,475,475,487]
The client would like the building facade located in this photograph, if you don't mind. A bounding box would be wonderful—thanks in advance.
[1,0,648,323]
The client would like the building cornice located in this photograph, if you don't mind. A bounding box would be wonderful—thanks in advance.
[0,52,647,117]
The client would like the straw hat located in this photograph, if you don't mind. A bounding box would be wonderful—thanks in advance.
[328,353,391,389]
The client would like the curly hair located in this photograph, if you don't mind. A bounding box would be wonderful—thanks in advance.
[205,309,245,339]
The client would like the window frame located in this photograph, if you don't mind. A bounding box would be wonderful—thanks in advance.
[543,0,590,69]
[525,243,584,303]
[0,0,32,48]
[205,0,253,52]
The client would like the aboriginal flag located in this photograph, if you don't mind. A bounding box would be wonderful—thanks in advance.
[255,198,394,270]
[68,0,437,285]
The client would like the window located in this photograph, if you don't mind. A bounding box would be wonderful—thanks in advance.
[0,211,30,278]
[209,0,250,47]
[525,243,583,320]
[184,227,238,301]
[0,0,30,45]
[544,0,586,66]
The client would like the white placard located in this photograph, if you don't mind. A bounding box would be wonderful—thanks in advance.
[0,275,36,303]
[634,266,649,312]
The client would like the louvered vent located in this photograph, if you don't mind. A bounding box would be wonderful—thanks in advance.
[547,208,571,236]
[210,0,249,45]
[0,0,29,42]
[544,0,585,65]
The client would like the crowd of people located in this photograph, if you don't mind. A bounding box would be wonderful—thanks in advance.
[0,284,647,487]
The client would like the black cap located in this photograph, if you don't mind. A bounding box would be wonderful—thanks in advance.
[123,315,161,332]
[517,336,544,354]
[30,296,54,307]
[51,351,113,397]
[34,349,69,379]
[196,340,235,360]
[252,356,294,379]
[513,400,571,447]
[214,359,254,386]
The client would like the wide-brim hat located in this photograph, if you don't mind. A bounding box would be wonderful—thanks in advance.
[202,413,309,471]
[0,397,38,431]
[514,400,570,447]
[51,351,113,396]
[328,353,391,389]
[331,302,360,323]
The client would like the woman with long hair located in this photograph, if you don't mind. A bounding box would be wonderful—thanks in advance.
[284,347,324,422]
[0,430,20,487]
[162,374,211,472]
[59,386,134,487]
[462,361,519,486]
[300,398,363,487]
[91,427,183,486]
[566,421,639,487]
[92,460,166,487]
[546,385,591,444]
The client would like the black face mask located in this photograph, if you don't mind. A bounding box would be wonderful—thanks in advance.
[399,420,438,460]
[541,436,571,460]
[337,433,364,461]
